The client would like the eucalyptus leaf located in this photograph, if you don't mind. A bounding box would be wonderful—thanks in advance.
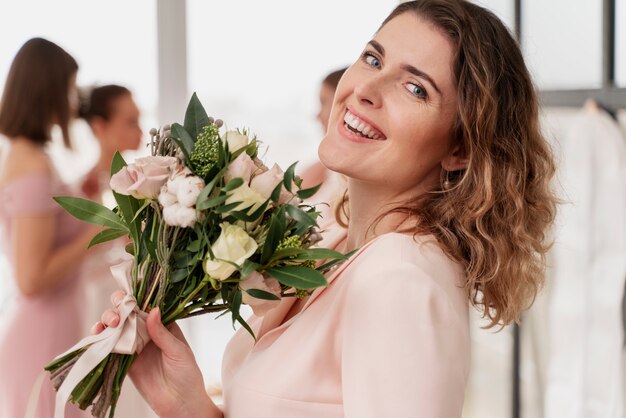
[244,288,281,301]
[196,166,227,207]
[54,196,128,231]
[197,194,229,211]
[222,177,244,192]
[88,228,128,248]
[171,268,189,283]
[241,260,261,277]
[285,205,316,228]
[266,266,328,289]
[283,162,298,193]
[296,183,322,200]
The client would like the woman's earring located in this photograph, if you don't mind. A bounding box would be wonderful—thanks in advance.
[442,171,452,190]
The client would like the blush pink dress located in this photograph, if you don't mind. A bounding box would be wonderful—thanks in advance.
[222,226,470,417]
[0,174,88,418]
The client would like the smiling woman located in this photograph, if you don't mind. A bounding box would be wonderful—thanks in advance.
[94,1,558,417]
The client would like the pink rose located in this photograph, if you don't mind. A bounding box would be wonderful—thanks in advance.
[110,156,177,200]
[240,271,281,316]
[249,164,294,205]
[225,152,258,184]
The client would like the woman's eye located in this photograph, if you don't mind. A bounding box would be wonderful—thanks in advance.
[406,82,427,99]
[364,53,381,69]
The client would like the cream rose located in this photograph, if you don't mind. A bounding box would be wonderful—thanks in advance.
[225,152,258,184]
[240,271,282,316]
[110,156,177,200]
[225,183,266,215]
[223,130,249,153]
[250,163,294,204]
[204,223,258,280]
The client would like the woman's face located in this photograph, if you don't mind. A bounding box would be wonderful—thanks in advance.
[97,94,143,152]
[318,12,460,196]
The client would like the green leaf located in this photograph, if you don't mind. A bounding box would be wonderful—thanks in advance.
[241,260,261,277]
[187,239,203,252]
[171,123,195,157]
[214,201,244,214]
[110,152,142,244]
[289,248,348,261]
[317,248,358,272]
[196,167,227,207]
[269,247,306,263]
[184,92,210,141]
[235,313,256,340]
[296,183,322,200]
[283,162,298,193]
[88,228,128,248]
[196,194,229,211]
[270,180,284,205]
[222,177,244,192]
[261,210,285,264]
[285,205,316,228]
[244,288,281,301]
[228,200,269,222]
[231,288,242,326]
[266,266,328,289]
[171,268,189,283]
[110,150,127,177]
[54,196,128,231]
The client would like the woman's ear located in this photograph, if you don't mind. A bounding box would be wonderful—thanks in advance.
[442,142,468,171]
[90,117,106,138]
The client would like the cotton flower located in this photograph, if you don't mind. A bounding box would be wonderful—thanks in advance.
[204,223,258,280]
[158,167,205,228]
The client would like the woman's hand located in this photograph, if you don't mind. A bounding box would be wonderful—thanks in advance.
[93,291,222,418]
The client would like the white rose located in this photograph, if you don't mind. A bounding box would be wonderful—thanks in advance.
[223,130,249,153]
[204,223,258,280]
[240,271,282,316]
[225,183,266,215]
[250,163,294,204]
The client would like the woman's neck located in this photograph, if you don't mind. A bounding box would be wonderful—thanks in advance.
[345,179,413,252]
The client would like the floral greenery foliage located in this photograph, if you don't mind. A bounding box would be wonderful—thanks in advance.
[44,93,347,418]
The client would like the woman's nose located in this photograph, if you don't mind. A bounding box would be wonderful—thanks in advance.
[354,76,383,108]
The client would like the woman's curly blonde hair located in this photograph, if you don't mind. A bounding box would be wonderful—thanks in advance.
[337,0,558,328]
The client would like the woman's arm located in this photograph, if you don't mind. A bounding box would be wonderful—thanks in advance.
[13,214,101,296]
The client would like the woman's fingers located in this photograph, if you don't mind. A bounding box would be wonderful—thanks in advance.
[146,308,188,360]
[111,290,126,308]
[101,309,120,328]
[90,321,106,335]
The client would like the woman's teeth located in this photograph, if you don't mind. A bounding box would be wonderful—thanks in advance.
[343,111,384,140]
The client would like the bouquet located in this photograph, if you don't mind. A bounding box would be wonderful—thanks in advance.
[43,94,347,418]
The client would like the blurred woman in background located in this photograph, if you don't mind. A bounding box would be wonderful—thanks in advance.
[0,38,99,418]
[301,67,347,226]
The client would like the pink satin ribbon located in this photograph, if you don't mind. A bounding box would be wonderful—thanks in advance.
[26,257,150,418]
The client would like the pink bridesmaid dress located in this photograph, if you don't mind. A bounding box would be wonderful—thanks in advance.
[222,225,470,417]
[0,174,88,418]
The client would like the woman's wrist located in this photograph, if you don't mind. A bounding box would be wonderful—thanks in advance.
[163,392,222,418]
